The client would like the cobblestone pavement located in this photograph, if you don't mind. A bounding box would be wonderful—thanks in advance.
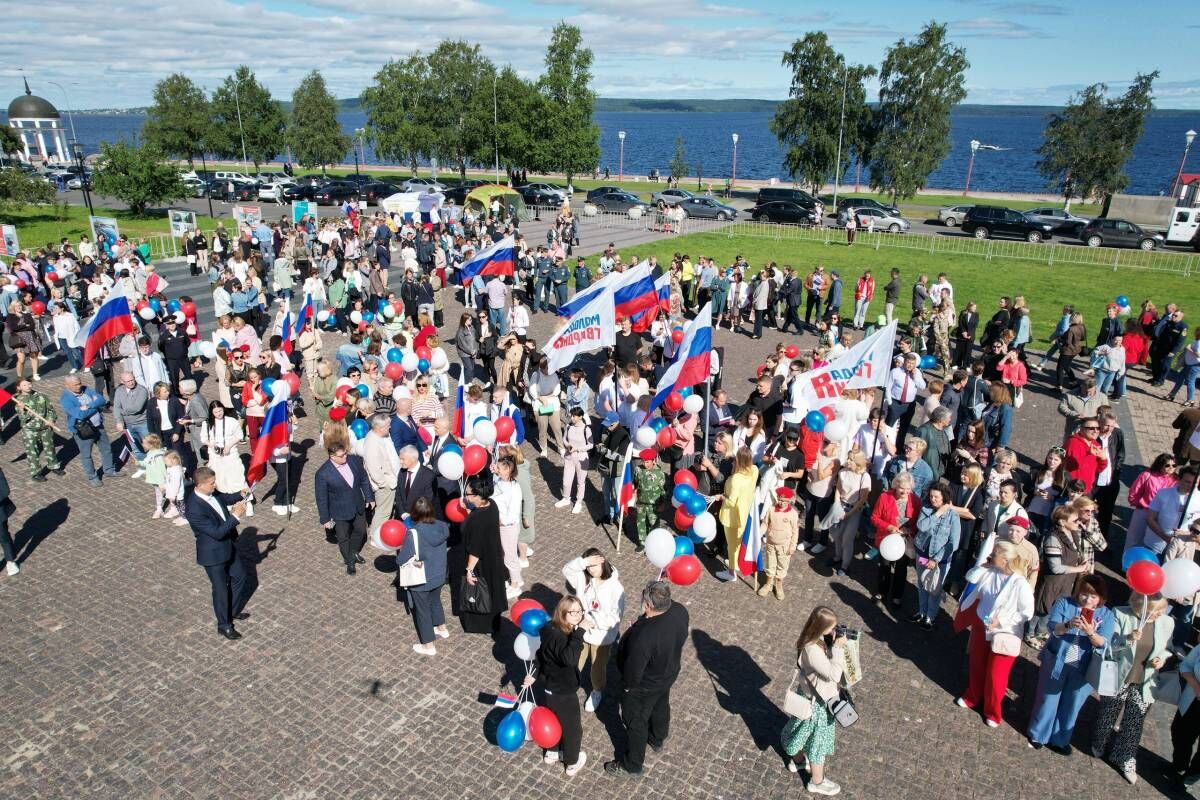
[0,253,1190,799]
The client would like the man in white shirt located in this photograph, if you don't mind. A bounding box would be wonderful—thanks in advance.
[885,352,926,443]
[362,414,401,536]
[1146,467,1199,554]
[929,272,954,314]
[123,336,170,389]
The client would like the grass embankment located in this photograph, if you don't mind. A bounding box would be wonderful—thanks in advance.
[3,205,221,250]
[602,230,1196,342]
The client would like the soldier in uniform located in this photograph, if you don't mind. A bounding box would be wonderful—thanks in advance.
[931,302,953,375]
[15,377,62,481]
[550,256,570,313]
[534,246,554,314]
[632,448,666,550]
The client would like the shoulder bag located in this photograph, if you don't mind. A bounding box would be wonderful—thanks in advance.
[74,416,100,441]
[781,667,813,720]
[1087,643,1121,698]
[398,527,427,588]
[461,572,493,615]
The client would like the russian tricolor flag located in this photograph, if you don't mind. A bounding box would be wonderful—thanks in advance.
[611,264,658,323]
[296,292,314,331]
[452,384,466,438]
[280,308,294,355]
[458,236,516,286]
[247,393,290,486]
[737,494,765,576]
[629,272,671,332]
[644,302,713,420]
[615,443,637,518]
[75,290,136,367]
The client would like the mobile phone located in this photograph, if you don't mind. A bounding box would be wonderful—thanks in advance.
[1080,607,1095,625]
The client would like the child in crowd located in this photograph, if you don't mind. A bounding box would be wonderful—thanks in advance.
[162,450,188,526]
[632,449,666,549]
[758,487,800,599]
[142,435,169,519]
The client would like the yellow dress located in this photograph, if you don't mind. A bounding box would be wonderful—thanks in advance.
[718,467,759,572]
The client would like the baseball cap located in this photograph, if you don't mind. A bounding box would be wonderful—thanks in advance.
[603,412,620,427]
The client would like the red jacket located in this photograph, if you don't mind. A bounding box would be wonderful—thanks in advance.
[855,275,875,301]
[799,424,823,469]
[870,489,923,547]
[1064,433,1108,493]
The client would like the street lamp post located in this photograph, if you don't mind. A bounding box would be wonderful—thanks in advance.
[72,141,93,216]
[45,80,78,150]
[353,127,364,177]
[731,133,738,192]
[963,139,980,196]
[232,81,248,168]
[1174,129,1198,198]
[832,67,848,209]
[618,130,625,182]
[493,72,500,184]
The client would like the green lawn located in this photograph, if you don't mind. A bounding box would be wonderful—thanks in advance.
[603,230,1197,342]
[3,205,222,252]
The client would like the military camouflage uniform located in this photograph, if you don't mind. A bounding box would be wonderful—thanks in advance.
[932,312,952,374]
[633,464,666,543]
[17,390,59,477]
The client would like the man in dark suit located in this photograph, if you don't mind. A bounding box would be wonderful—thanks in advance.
[1092,409,1126,538]
[953,301,979,368]
[314,442,375,574]
[425,417,459,508]
[389,397,427,457]
[395,445,436,519]
[184,466,254,640]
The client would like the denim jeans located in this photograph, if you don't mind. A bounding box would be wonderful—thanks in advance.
[853,298,870,328]
[1171,363,1200,403]
[1094,367,1118,395]
[58,338,83,371]
[74,428,116,480]
[1111,372,1127,400]
[488,306,507,336]
[601,473,616,519]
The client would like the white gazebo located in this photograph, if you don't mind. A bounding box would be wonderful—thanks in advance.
[7,79,68,165]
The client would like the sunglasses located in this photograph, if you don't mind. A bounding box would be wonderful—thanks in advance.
[416,383,429,388]
[1082,426,1099,431]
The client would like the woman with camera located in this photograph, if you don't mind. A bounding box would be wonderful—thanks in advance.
[781,606,849,796]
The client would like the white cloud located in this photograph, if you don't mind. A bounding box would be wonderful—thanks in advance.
[949,17,1049,38]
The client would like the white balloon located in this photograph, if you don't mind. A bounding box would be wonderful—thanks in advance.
[879,533,906,562]
[350,310,363,324]
[518,700,536,741]
[369,527,393,552]
[1162,558,1200,600]
[431,349,449,370]
[473,419,497,447]
[317,309,330,322]
[174,310,187,324]
[513,633,541,661]
[648,527,672,542]
[198,341,217,359]
[823,419,849,442]
[635,426,658,449]
[644,528,677,569]
[438,451,464,481]
[401,351,420,372]
[382,305,396,319]
[138,307,156,320]
[271,379,292,400]
[682,394,704,415]
[691,512,717,542]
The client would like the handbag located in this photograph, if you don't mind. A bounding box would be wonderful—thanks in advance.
[782,668,813,720]
[826,687,859,728]
[1153,669,1183,705]
[74,416,100,441]
[398,526,427,588]
[460,573,493,615]
[1087,644,1121,697]
[990,632,1022,657]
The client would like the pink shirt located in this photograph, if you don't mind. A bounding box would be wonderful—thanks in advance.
[1127,471,1177,510]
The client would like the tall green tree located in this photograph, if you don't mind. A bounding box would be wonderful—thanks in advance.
[1,126,21,157]
[424,40,495,179]
[91,141,188,214]
[1037,72,1158,210]
[209,66,285,170]
[770,32,876,193]
[486,66,545,177]
[362,54,433,175]
[535,23,601,184]
[869,22,968,202]
[668,136,689,181]
[142,73,210,168]
[0,168,56,210]
[286,70,349,174]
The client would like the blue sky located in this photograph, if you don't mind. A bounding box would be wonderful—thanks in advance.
[2,0,1196,108]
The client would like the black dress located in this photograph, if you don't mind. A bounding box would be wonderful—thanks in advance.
[459,502,508,634]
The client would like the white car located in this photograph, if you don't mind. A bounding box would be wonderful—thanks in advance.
[938,204,973,227]
[402,177,446,193]
[258,180,296,203]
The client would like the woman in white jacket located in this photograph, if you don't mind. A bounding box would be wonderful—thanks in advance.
[562,548,625,713]
[954,540,1034,728]
[200,400,254,515]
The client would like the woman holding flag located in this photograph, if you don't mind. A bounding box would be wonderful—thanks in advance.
[716,446,758,583]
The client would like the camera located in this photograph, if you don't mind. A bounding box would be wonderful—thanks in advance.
[834,624,860,641]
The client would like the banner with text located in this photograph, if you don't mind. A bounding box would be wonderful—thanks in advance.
[168,209,197,238]
[542,288,616,373]
[793,321,897,412]
[0,224,18,257]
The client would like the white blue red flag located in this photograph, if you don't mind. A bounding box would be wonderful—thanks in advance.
[615,443,637,518]
[556,270,615,318]
[458,236,515,285]
[629,272,670,332]
[644,302,713,420]
[75,290,135,367]
[247,393,290,486]
[611,264,657,323]
[737,495,765,576]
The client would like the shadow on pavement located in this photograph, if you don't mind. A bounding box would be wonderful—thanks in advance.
[14,497,69,564]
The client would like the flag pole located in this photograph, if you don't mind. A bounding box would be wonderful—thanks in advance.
[703,373,712,456]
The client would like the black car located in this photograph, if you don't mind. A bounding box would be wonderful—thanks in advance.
[358,181,398,202]
[281,183,317,202]
[519,184,566,207]
[834,197,899,216]
[1079,218,1164,251]
[314,181,360,205]
[210,179,259,202]
[960,205,1054,243]
[590,190,649,213]
[340,173,373,187]
[443,178,487,204]
[755,186,821,210]
[749,201,819,225]
[586,185,625,202]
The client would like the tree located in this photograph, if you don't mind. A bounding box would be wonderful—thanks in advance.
[423,40,495,179]
[869,22,968,202]
[0,168,56,210]
[668,136,688,182]
[91,140,188,214]
[208,66,285,170]
[362,54,434,175]
[1037,72,1159,210]
[286,70,349,175]
[535,23,601,184]
[2,126,23,157]
[770,32,876,193]
[486,66,545,177]
[142,73,210,168]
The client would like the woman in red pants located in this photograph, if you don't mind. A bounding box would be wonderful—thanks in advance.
[953,540,1035,727]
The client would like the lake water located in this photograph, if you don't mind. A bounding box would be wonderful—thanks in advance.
[9,106,1200,195]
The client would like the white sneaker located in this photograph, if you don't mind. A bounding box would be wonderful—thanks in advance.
[714,570,736,582]
[806,779,840,795]
[543,750,560,765]
[985,719,1000,728]
[796,542,806,552]
[173,517,188,527]
[288,504,300,513]
[519,558,530,568]
[434,626,450,639]
[505,585,522,599]
[554,498,571,509]
[585,690,601,712]
[809,543,827,555]
[954,697,969,709]
[572,502,583,514]
[5,561,19,576]
[787,759,800,773]
[69,368,78,375]
[412,643,437,656]
[31,374,40,381]
[37,355,48,362]
[273,505,288,515]
[525,547,534,557]
[565,751,587,777]
[163,506,179,519]
[131,468,146,479]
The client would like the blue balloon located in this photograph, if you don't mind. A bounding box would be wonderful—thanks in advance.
[672,483,697,506]
[648,417,668,432]
[678,386,693,399]
[218,339,230,350]
[804,410,826,433]
[356,382,370,398]
[148,298,162,313]
[1116,295,1129,307]
[687,529,707,544]
[496,709,526,753]
[674,535,695,557]
[387,347,404,363]
[1122,546,1158,572]
[418,358,430,374]
[919,354,937,369]
[261,377,276,397]
[166,299,182,313]
[443,442,463,455]
[350,418,369,438]
[325,311,337,326]
[378,299,390,313]
[362,310,375,323]
[519,608,549,636]
[685,493,707,516]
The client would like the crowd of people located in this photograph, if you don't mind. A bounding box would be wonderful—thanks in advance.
[4,196,1200,794]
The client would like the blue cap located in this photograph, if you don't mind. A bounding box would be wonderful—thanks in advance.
[603,412,620,427]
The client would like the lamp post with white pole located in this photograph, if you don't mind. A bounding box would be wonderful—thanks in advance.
[493,72,500,184]
[44,80,77,148]
[618,130,626,182]
[731,133,738,193]
[232,81,248,167]
[1174,129,1197,198]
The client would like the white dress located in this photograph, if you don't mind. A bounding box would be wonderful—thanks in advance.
[202,417,248,493]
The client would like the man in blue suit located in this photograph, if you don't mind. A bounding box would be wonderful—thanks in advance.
[184,466,255,640]
[389,397,427,456]
[314,442,375,575]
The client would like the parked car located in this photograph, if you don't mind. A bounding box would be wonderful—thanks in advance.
[281,183,317,202]
[210,179,259,203]
[756,186,822,213]
[589,190,649,213]
[838,206,910,233]
[358,181,398,202]
[1079,218,1163,251]
[586,185,625,202]
[182,176,208,198]
[401,177,446,193]
[258,180,297,203]
[520,183,567,206]
[441,178,487,204]
[1025,206,1090,235]
[938,204,974,227]
[961,205,1054,243]
[212,170,254,184]
[674,196,737,220]
[255,171,289,183]
[835,197,899,217]
[314,181,360,205]
[749,200,819,225]
[650,187,699,205]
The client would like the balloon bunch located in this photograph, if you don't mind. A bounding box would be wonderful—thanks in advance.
[1115,294,1131,316]
[496,599,563,754]
[317,308,338,328]
[644,523,703,587]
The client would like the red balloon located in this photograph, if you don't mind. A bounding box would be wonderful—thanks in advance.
[415,345,432,361]
[656,427,675,449]
[30,301,46,316]
[784,344,800,359]
[462,444,488,476]
[445,498,467,523]
[379,520,407,548]
[181,301,197,316]
[14,279,26,289]
[666,554,702,586]
[384,362,404,381]
[756,363,768,377]
[357,321,368,332]
[510,598,545,623]
[671,329,684,344]
[494,415,516,443]
[674,506,696,530]
[664,391,684,412]
[1127,560,1165,595]
[392,301,404,315]
[135,300,149,311]
[673,469,698,489]
[45,272,58,284]
[528,706,563,749]
[820,406,836,422]
[335,385,351,403]
[328,406,347,422]
[283,372,301,395]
